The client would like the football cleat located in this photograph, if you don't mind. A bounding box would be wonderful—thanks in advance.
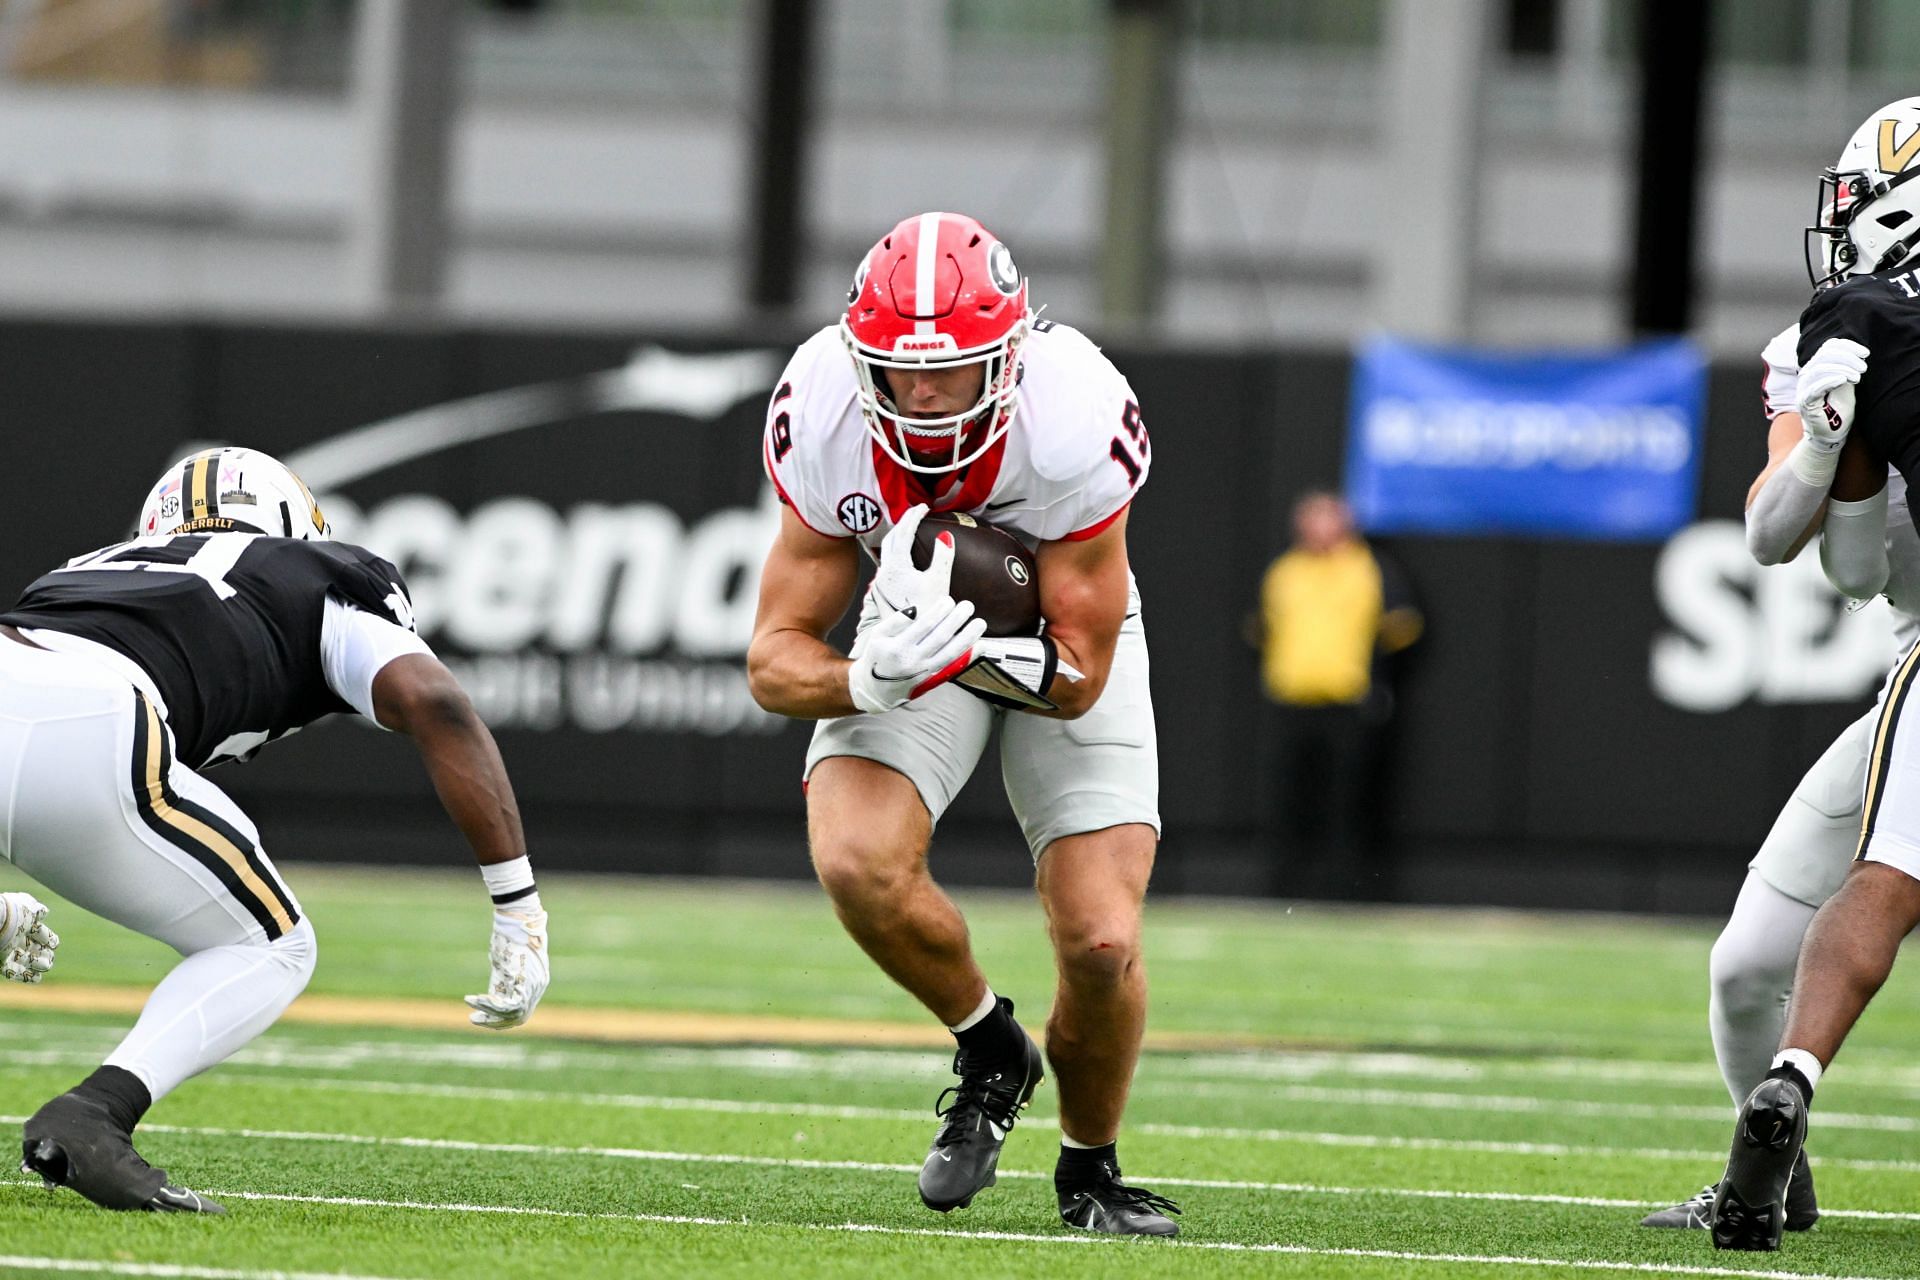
[1641,1150,1818,1231]
[1059,1159,1182,1237]
[917,1005,1044,1213]
[1710,1075,1810,1251]
[1640,1184,1716,1230]
[21,1091,225,1214]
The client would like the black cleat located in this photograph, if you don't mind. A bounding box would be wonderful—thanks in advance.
[1642,1150,1817,1231]
[1640,1184,1716,1230]
[1710,1076,1809,1251]
[21,1091,225,1214]
[917,1007,1044,1213]
[1059,1159,1181,1237]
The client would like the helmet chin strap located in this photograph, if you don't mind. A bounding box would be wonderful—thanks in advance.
[1873,234,1920,273]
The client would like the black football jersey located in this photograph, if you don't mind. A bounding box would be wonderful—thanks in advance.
[0,535,414,770]
[1798,266,1920,488]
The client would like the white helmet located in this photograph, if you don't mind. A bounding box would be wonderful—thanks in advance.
[1807,96,1920,290]
[137,446,330,540]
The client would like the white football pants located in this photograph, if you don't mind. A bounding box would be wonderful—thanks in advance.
[0,638,315,1101]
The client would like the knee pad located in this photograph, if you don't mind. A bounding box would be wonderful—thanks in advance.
[1709,934,1793,1017]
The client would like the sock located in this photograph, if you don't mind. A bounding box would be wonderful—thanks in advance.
[1056,1139,1118,1191]
[951,990,1021,1062]
[104,918,317,1102]
[71,1065,152,1133]
[1769,1049,1822,1105]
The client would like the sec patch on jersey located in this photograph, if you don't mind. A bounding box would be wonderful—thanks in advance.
[911,513,1040,637]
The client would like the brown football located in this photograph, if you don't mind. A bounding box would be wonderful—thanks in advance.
[911,512,1040,637]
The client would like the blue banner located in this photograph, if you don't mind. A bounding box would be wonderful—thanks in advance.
[1345,336,1707,540]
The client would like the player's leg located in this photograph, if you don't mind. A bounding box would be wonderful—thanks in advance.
[1644,708,1867,1230]
[1033,824,1154,1147]
[1002,616,1176,1235]
[2,661,313,1212]
[1709,876,1819,1103]
[1779,860,1920,1061]
[805,755,985,1024]
[803,680,1039,1213]
[1713,649,1920,1251]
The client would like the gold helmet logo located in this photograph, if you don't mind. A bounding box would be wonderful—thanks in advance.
[1878,119,1920,174]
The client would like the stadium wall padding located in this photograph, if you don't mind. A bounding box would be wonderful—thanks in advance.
[0,318,1865,913]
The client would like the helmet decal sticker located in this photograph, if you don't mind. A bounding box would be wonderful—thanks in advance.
[1881,119,1920,175]
[987,241,1020,296]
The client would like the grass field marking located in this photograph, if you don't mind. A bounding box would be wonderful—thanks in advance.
[20,1037,1920,1132]
[0,1257,417,1280]
[26,1017,1920,1104]
[201,1071,1920,1141]
[28,1185,1896,1280]
[10,1120,1920,1223]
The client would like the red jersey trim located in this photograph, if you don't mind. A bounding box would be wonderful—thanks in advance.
[1061,500,1130,543]
[764,435,835,538]
[870,428,1011,523]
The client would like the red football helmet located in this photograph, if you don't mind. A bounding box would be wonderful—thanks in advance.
[839,211,1033,473]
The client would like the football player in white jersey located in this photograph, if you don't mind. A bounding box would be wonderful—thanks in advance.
[1638,321,1918,1233]
[748,212,1177,1236]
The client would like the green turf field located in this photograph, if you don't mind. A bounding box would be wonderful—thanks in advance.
[1,863,1917,1279]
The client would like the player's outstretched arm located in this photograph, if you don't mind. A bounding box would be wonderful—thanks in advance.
[371,654,546,1030]
[1029,508,1134,720]
[747,505,865,719]
[373,654,526,867]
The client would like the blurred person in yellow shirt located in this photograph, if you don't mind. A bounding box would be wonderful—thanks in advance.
[1255,492,1423,897]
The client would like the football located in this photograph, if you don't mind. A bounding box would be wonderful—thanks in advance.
[911,512,1040,636]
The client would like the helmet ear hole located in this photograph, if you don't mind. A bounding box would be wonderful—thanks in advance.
[1880,210,1914,229]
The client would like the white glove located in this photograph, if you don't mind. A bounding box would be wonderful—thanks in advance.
[1760,324,1801,419]
[952,635,1086,711]
[465,904,548,1029]
[848,593,987,714]
[0,892,57,984]
[871,503,943,616]
[1796,337,1870,452]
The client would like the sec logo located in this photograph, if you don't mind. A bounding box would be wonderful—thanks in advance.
[837,493,882,534]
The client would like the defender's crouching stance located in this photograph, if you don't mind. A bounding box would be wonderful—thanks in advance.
[3,447,547,1214]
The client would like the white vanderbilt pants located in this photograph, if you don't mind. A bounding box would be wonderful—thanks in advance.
[0,638,315,1101]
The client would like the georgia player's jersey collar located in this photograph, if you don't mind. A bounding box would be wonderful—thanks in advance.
[869,418,1013,523]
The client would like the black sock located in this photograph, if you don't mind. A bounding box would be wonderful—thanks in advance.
[1766,1063,1816,1108]
[953,996,1023,1063]
[1056,1141,1118,1192]
[73,1066,151,1133]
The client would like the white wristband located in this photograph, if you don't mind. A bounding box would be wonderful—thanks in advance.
[1785,436,1841,486]
[480,856,537,906]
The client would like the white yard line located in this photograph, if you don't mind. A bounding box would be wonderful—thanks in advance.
[16,1029,1920,1097]
[4,1122,1917,1221]
[10,1078,1920,1174]
[0,1258,414,1280]
[25,1186,1899,1280]
[191,1072,1920,1139]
